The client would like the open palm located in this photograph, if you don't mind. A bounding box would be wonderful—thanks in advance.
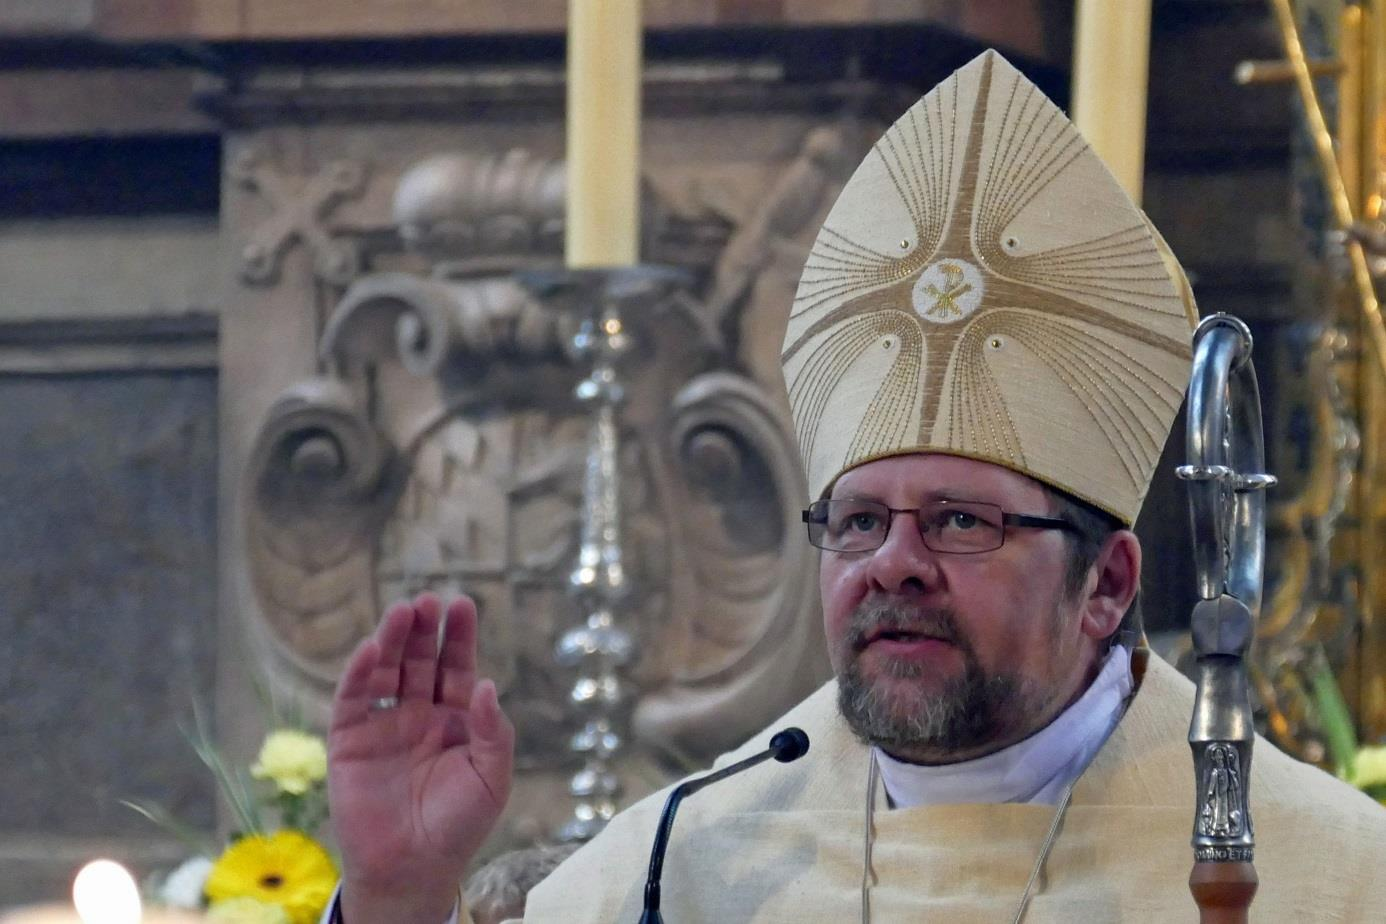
[328,594,515,921]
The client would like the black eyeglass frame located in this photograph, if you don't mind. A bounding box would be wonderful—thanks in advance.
[800,498,1080,554]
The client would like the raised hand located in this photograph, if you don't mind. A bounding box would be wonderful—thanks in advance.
[328,593,515,924]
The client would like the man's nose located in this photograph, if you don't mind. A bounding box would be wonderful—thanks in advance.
[864,512,943,595]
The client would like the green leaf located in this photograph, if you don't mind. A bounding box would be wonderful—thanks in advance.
[119,800,217,857]
[1307,646,1360,778]
[247,670,278,728]
[184,700,263,836]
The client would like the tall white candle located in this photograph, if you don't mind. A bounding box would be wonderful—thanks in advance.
[565,0,643,267]
[1072,0,1152,203]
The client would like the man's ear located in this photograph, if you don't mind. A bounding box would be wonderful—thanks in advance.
[1079,530,1141,642]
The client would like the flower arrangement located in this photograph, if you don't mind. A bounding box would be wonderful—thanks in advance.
[128,718,338,924]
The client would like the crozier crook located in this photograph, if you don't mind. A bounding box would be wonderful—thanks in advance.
[1177,313,1277,922]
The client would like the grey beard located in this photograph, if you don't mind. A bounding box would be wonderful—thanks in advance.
[834,600,1043,759]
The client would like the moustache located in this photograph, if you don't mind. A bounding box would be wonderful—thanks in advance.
[845,599,967,653]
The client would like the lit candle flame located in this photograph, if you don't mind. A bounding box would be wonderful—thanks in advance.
[72,860,141,924]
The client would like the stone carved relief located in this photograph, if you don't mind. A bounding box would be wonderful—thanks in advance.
[393,150,565,269]
[636,371,825,755]
[245,377,401,684]
[706,122,876,389]
[243,125,870,835]
[321,271,573,380]
[375,408,604,769]
[231,148,370,287]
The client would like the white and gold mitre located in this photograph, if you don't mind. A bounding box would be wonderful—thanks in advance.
[782,50,1197,524]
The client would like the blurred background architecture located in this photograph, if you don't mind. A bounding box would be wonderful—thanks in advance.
[2,0,1383,906]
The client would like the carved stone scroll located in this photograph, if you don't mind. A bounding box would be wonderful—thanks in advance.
[321,271,571,379]
[245,377,400,685]
[635,371,829,758]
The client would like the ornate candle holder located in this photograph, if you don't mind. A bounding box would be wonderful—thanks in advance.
[520,265,687,841]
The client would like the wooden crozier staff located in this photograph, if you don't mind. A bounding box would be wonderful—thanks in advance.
[1176,314,1277,923]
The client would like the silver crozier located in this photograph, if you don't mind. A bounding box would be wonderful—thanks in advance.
[1176,313,1276,922]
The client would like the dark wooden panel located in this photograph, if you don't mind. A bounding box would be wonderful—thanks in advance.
[0,365,219,903]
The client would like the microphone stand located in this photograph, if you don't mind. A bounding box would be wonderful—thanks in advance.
[638,728,810,924]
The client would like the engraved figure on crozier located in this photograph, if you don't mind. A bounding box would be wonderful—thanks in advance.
[1198,743,1245,838]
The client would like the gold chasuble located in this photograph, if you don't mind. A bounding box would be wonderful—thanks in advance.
[507,653,1386,922]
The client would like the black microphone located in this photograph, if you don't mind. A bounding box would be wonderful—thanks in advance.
[638,727,810,923]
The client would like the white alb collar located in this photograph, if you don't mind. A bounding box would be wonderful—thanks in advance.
[874,644,1134,808]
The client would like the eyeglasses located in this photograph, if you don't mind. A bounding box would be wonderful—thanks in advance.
[801,498,1078,554]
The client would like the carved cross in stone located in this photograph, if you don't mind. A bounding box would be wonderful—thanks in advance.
[231,148,368,287]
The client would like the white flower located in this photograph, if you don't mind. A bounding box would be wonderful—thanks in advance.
[159,856,214,909]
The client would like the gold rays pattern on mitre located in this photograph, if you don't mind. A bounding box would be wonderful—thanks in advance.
[781,50,1196,523]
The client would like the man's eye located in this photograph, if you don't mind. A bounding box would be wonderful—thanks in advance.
[945,510,978,530]
[844,512,881,532]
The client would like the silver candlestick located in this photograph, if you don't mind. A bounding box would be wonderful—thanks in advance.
[521,266,685,841]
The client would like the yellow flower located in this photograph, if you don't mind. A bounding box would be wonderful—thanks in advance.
[251,729,328,795]
[205,831,338,924]
[1354,745,1386,788]
[208,897,292,924]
